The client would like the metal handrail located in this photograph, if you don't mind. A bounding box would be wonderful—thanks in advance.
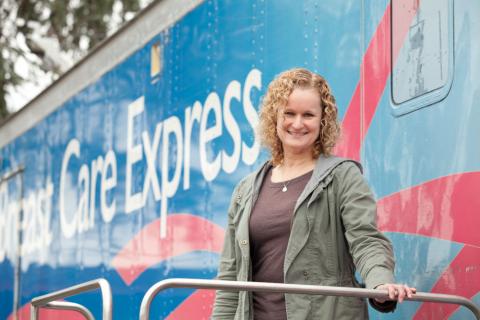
[30,278,112,320]
[139,278,480,320]
[43,301,94,320]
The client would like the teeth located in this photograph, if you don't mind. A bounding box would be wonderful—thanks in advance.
[288,131,306,135]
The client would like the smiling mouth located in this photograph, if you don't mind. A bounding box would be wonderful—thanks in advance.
[287,130,308,137]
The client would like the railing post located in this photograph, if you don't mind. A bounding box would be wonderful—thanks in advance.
[42,301,94,320]
[30,278,112,320]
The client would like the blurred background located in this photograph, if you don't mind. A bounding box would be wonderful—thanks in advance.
[0,0,154,119]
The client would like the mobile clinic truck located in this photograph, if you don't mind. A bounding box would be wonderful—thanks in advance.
[1,0,479,318]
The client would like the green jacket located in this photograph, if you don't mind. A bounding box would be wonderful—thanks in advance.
[212,156,396,319]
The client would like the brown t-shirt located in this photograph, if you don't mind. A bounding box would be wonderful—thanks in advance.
[249,167,313,320]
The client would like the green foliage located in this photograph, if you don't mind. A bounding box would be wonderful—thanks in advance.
[0,0,149,120]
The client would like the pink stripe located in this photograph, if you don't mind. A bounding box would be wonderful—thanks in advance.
[412,246,480,319]
[8,302,87,320]
[377,172,480,247]
[335,84,361,160]
[377,172,480,318]
[111,213,225,285]
[335,1,418,159]
[166,289,215,320]
[361,5,391,135]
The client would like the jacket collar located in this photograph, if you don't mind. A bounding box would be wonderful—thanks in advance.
[294,155,361,213]
[250,155,360,208]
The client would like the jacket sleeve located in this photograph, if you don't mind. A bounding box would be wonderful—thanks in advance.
[335,162,396,290]
[211,183,242,319]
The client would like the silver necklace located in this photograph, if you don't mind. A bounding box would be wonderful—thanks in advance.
[282,166,293,192]
[278,161,314,192]
[280,168,291,192]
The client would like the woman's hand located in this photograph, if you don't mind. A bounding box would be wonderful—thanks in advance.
[374,283,416,303]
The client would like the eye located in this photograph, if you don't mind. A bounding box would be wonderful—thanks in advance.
[304,112,315,118]
[283,111,295,117]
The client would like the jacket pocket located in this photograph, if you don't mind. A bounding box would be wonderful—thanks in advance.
[337,278,366,308]
[301,242,336,279]
[309,295,367,320]
[337,295,366,307]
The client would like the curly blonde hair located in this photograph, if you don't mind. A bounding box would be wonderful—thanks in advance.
[258,68,341,166]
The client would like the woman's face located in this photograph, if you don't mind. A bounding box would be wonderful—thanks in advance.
[276,87,322,158]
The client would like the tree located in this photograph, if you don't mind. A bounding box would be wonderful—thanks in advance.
[0,0,151,120]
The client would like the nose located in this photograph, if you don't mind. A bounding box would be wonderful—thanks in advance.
[291,115,303,128]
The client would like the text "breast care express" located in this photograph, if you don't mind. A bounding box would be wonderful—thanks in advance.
[59,69,262,238]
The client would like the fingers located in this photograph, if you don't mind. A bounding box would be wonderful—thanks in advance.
[388,285,397,300]
[405,285,416,299]
[397,285,406,303]
[375,284,417,303]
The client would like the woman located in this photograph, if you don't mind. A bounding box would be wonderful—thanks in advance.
[212,68,415,319]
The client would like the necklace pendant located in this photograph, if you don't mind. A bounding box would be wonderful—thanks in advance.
[282,185,288,192]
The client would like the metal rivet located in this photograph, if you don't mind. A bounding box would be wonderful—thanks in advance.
[303,271,309,276]
[241,240,248,245]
